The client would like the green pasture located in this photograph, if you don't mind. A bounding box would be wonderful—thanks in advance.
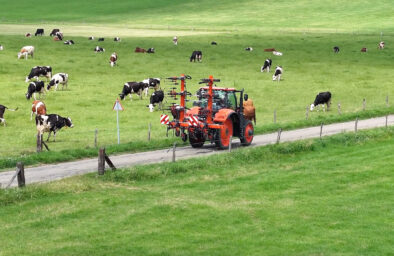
[1,128,393,255]
[0,30,393,162]
[0,0,393,32]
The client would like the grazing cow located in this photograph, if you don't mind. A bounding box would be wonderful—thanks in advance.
[18,46,35,59]
[109,52,118,67]
[26,81,45,100]
[272,66,283,82]
[94,46,105,52]
[142,78,160,96]
[35,114,73,142]
[25,33,32,37]
[333,46,340,53]
[26,66,52,82]
[264,48,276,52]
[64,40,75,45]
[245,47,253,51]
[88,36,95,40]
[378,41,385,49]
[54,32,63,40]
[361,47,367,52]
[135,47,147,53]
[173,36,178,45]
[211,41,217,45]
[261,59,272,72]
[0,105,18,126]
[50,29,60,36]
[114,37,121,42]
[190,51,202,62]
[47,73,68,91]
[273,51,283,56]
[0,45,3,51]
[147,48,155,53]
[310,91,332,111]
[98,38,104,41]
[119,82,146,100]
[148,90,164,112]
[31,100,46,120]
[35,29,44,36]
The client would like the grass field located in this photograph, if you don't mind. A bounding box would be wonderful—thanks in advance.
[1,128,393,255]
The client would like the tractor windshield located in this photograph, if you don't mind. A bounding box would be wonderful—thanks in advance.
[194,89,238,111]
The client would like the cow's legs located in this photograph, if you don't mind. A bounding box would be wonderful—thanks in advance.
[47,131,52,141]
[53,131,56,142]
[31,111,34,121]
[327,100,331,111]
[0,118,5,126]
[139,89,142,100]
[129,93,133,101]
[33,93,37,100]
[267,66,270,73]
[159,102,162,110]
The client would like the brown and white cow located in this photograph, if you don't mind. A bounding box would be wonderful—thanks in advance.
[18,46,35,59]
[378,41,385,50]
[135,47,147,53]
[110,52,118,67]
[31,100,46,121]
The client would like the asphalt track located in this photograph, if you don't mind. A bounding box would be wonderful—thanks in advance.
[1,115,393,188]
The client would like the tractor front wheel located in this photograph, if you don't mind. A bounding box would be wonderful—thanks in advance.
[215,118,233,149]
[240,120,254,146]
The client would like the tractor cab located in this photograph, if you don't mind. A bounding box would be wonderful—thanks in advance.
[194,87,238,112]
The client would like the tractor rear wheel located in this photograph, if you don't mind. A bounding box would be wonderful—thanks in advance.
[215,118,233,149]
[240,120,254,146]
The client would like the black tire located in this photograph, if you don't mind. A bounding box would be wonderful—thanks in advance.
[240,120,254,146]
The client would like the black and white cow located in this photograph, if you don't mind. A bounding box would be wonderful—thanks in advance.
[211,41,217,45]
[55,32,63,40]
[50,29,60,36]
[36,114,73,141]
[119,82,147,100]
[142,78,160,96]
[94,46,105,52]
[47,73,69,91]
[35,29,44,36]
[0,105,18,126]
[272,66,283,81]
[64,40,75,45]
[88,36,95,40]
[190,50,202,62]
[148,90,164,112]
[26,66,52,82]
[245,47,253,51]
[147,48,155,53]
[261,58,272,72]
[26,81,45,100]
[114,37,121,42]
[98,38,104,41]
[333,46,340,53]
[310,92,332,111]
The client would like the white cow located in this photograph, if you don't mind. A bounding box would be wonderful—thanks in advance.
[18,46,35,59]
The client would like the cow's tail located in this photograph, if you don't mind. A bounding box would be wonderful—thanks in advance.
[5,106,18,111]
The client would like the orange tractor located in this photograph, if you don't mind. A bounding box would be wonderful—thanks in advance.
[163,75,254,149]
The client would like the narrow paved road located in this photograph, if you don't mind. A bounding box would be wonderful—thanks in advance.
[1,115,393,188]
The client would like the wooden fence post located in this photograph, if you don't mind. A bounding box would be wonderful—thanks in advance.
[276,128,282,144]
[320,123,323,139]
[305,106,309,120]
[355,117,359,132]
[148,123,151,141]
[98,148,105,175]
[172,142,176,162]
[274,110,277,123]
[337,103,341,115]
[363,98,366,111]
[36,133,42,153]
[17,162,25,188]
[94,129,98,147]
[228,136,232,152]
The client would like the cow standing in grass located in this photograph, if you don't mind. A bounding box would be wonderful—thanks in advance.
[119,82,146,100]
[31,100,46,121]
[26,81,45,100]
[94,46,105,52]
[378,41,385,50]
[36,114,73,142]
[35,29,44,36]
[18,46,34,59]
[47,73,69,91]
[272,66,283,82]
[261,59,272,72]
[142,78,160,96]
[148,90,164,112]
[190,51,202,62]
[110,52,118,67]
[333,46,340,53]
[26,66,52,82]
[0,105,18,126]
[310,91,332,111]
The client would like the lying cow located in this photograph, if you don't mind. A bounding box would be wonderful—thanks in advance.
[361,47,367,52]
[261,59,272,72]
[119,82,147,100]
[50,29,60,36]
[54,32,63,41]
[148,90,164,112]
[25,33,32,37]
[88,36,95,40]
[64,40,75,45]
[26,81,45,100]
[26,66,52,82]
[272,66,283,82]
[211,41,217,45]
[310,91,332,111]
[47,73,68,91]
[378,41,385,50]
[333,46,340,53]
[0,104,18,126]
[135,47,147,53]
[147,48,155,53]
[31,100,46,121]
[98,38,104,41]
[94,46,105,52]
[264,48,276,52]
[273,51,283,56]
[35,29,44,36]
[36,114,73,142]
[114,37,121,42]
[18,46,35,59]
[190,51,202,62]
[142,78,160,96]
[110,52,118,67]
[245,47,253,51]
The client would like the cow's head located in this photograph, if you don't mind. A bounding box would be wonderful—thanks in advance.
[119,93,125,100]
[25,76,30,82]
[26,92,32,100]
[148,104,155,112]
[47,79,55,90]
[65,117,74,128]
[17,52,23,59]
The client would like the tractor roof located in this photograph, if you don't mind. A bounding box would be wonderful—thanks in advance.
[199,87,236,91]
